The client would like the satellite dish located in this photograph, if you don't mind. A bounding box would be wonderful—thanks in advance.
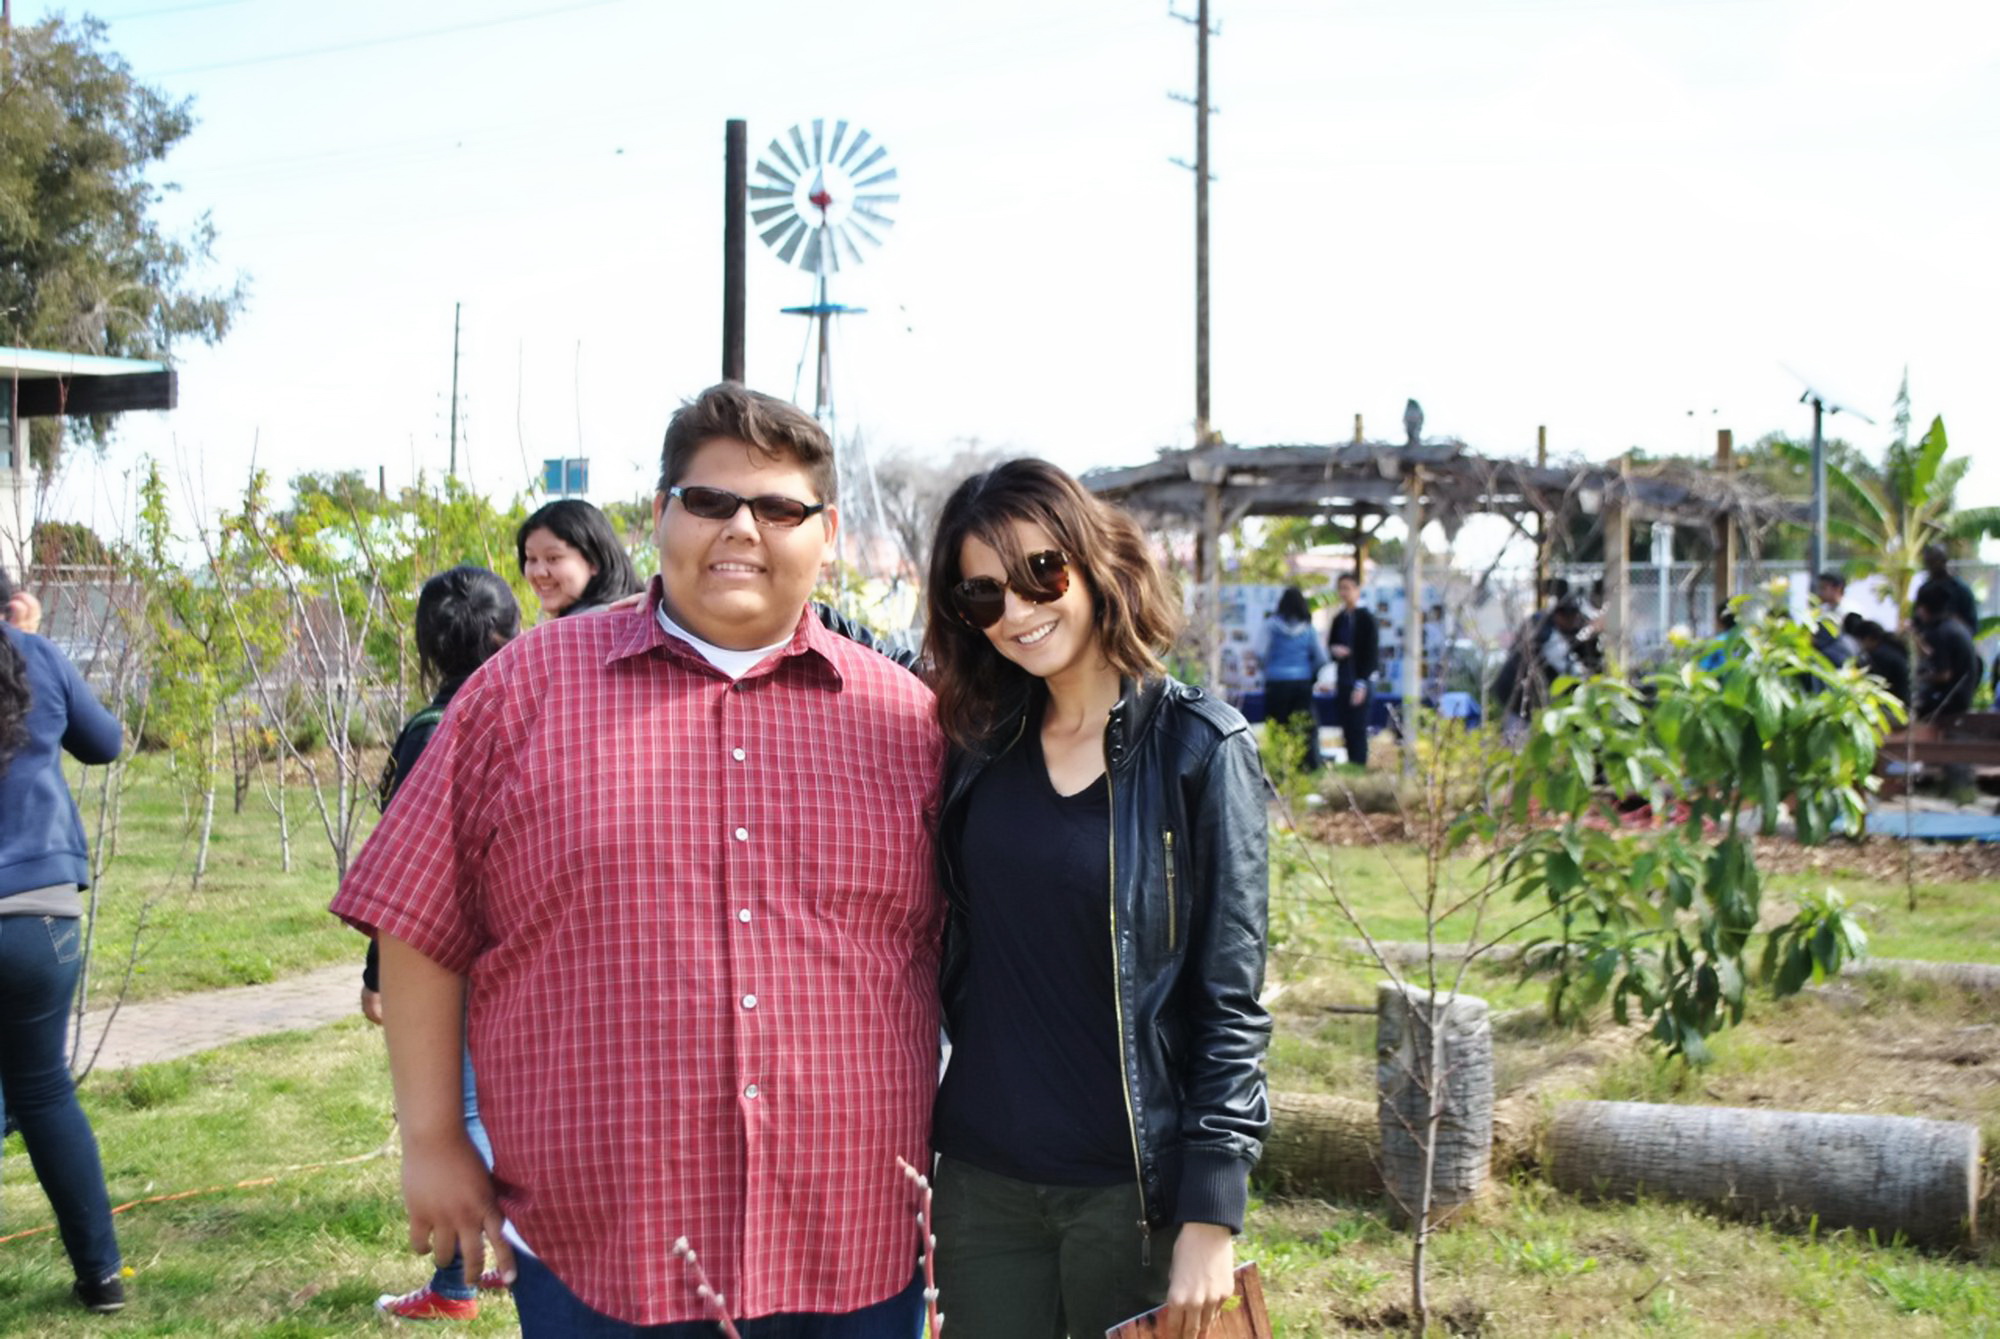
[1780,364,1876,424]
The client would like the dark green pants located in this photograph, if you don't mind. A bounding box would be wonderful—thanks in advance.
[931,1156,1177,1339]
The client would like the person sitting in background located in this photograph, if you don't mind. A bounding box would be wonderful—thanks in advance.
[1258,586,1327,772]
[1326,573,1379,767]
[1698,604,1739,672]
[1854,620,1911,707]
[1917,543,1979,635]
[1912,582,1979,722]
[0,566,127,1314]
[1811,572,1859,666]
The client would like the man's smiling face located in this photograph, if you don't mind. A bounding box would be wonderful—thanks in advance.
[652,436,837,651]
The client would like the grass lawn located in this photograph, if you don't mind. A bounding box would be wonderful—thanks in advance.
[69,752,379,1004]
[2,1019,1994,1336]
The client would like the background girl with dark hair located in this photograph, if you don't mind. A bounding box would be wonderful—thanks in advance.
[0,567,129,1313]
[922,460,1271,1339]
[1259,585,1328,772]
[363,565,520,1322]
[514,498,639,620]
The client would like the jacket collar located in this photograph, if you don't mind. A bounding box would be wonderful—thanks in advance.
[1105,675,1170,774]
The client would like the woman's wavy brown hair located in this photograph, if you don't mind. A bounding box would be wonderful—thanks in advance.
[924,458,1182,751]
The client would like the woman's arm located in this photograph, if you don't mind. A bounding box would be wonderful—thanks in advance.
[57,643,123,765]
[1174,727,1272,1231]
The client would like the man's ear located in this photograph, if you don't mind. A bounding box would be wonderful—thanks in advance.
[819,503,840,560]
[652,491,667,533]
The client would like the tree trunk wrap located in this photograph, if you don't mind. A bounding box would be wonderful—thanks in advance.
[1376,983,1494,1225]
[1548,1100,1981,1246]
[1257,1093,1380,1197]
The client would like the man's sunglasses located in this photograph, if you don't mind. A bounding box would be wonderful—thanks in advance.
[949,550,1072,629]
[668,485,826,529]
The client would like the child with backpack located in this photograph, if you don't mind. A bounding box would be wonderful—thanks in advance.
[362,566,520,1321]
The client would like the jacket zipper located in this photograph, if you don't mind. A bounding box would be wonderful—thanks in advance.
[1106,751,1153,1265]
[1163,829,1177,953]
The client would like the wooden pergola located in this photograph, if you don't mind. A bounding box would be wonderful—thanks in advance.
[1,346,178,576]
[1082,436,1805,705]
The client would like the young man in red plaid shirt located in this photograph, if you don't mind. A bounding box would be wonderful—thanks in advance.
[333,385,943,1335]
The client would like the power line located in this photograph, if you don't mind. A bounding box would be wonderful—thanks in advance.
[154,0,633,77]
[95,0,252,22]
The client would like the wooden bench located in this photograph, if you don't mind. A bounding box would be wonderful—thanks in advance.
[1879,711,2000,770]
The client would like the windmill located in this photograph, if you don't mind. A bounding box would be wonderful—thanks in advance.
[753,119,900,590]
[752,120,899,423]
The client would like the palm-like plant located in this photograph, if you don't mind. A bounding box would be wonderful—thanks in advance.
[1794,417,2000,626]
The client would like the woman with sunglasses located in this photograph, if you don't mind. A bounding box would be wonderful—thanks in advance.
[924,459,1270,1339]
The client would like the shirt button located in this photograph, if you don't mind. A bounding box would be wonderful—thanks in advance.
[737,908,752,924]
[744,1083,760,1099]
[742,994,758,1010]
[734,826,749,841]
[732,747,746,762]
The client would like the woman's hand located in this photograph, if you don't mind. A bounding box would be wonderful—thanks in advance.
[1161,1222,1234,1338]
[360,986,384,1025]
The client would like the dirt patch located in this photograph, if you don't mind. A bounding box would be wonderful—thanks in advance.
[1299,808,1416,846]
[1751,834,2000,882]
[1333,1300,1488,1334]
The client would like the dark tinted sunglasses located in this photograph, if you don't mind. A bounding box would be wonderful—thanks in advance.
[669,485,826,529]
[950,550,1072,629]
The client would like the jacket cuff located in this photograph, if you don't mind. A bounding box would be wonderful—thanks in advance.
[1175,1149,1253,1233]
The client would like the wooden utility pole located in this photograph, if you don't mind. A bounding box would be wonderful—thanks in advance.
[447,301,461,479]
[722,119,747,383]
[1171,1,1218,445]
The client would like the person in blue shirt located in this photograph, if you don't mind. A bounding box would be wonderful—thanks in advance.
[0,566,128,1314]
[1260,586,1329,772]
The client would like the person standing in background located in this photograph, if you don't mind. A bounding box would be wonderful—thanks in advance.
[0,567,127,1314]
[1326,573,1378,767]
[1917,543,1979,634]
[1258,586,1328,773]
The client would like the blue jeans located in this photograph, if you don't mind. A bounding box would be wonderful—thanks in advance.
[0,915,121,1283]
[511,1254,925,1338]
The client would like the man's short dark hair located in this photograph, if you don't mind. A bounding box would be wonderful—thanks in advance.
[1915,581,1951,615]
[658,384,836,504]
[1816,571,1847,594]
[1337,572,1359,588]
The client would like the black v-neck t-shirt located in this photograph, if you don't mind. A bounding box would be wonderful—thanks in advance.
[932,721,1132,1186]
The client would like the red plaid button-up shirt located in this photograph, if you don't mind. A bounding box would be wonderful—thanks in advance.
[331,589,943,1325]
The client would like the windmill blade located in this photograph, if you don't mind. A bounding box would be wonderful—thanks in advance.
[838,129,874,168]
[751,202,794,226]
[788,124,811,173]
[855,167,899,189]
[748,185,793,201]
[764,138,798,176]
[763,215,806,259]
[754,160,795,188]
[850,206,896,231]
[853,192,901,207]
[834,224,865,268]
[775,219,810,265]
[827,120,850,165]
[850,145,889,176]
[811,118,825,166]
[845,216,884,248]
[799,228,826,274]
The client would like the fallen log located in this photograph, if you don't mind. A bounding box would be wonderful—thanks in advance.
[1257,1092,1380,1198]
[1844,957,2000,994]
[1547,1100,1981,1246]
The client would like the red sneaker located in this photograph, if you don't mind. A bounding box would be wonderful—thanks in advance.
[476,1270,510,1291]
[375,1283,479,1320]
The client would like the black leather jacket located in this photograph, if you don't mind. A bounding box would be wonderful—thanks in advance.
[937,675,1272,1236]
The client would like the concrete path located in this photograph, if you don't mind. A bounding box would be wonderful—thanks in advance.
[74,963,360,1072]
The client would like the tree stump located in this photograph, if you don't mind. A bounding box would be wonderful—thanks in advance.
[1376,983,1493,1227]
[1548,1100,1981,1246]
[1257,1092,1380,1198]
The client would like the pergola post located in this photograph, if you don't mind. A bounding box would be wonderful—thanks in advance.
[1400,469,1423,767]
[1601,459,1631,669]
[1711,428,1736,626]
[1202,479,1224,688]
[0,409,25,579]
[1534,425,1550,605]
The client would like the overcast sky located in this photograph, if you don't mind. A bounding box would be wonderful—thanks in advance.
[22,0,2000,553]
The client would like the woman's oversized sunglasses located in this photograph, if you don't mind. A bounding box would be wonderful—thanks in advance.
[668,485,826,529]
[949,550,1072,629]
